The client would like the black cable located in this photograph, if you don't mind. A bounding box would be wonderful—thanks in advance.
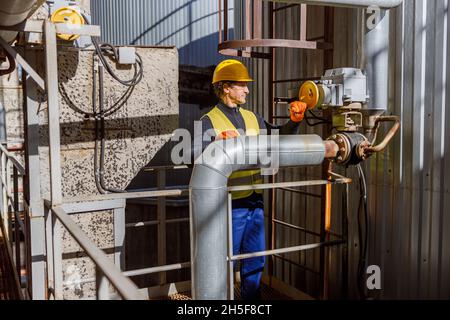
[83,11,143,88]
[307,109,331,123]
[304,116,329,127]
[0,49,16,76]
[59,49,142,117]
[92,57,107,194]
[91,37,143,87]
[356,164,369,300]
[59,82,95,117]
[97,64,126,193]
[72,13,143,194]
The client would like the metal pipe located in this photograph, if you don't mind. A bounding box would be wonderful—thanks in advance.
[0,0,38,42]
[363,9,391,111]
[122,262,190,277]
[227,193,234,300]
[230,240,344,261]
[262,0,402,9]
[96,268,110,300]
[190,135,326,300]
[365,116,400,153]
[273,219,321,237]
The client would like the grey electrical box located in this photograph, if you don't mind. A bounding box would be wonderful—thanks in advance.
[320,68,369,107]
[118,47,136,65]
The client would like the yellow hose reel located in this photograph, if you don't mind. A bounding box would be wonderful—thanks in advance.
[50,6,85,41]
[299,80,321,110]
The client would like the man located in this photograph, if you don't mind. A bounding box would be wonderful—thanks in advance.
[197,59,307,300]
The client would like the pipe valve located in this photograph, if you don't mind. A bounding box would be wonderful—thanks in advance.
[325,115,400,166]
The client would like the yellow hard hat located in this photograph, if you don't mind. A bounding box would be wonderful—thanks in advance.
[212,59,253,84]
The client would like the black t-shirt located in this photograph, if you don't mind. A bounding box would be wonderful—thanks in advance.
[196,101,300,151]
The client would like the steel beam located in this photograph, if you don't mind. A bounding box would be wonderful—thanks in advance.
[23,47,46,300]
[96,268,110,300]
[229,240,344,261]
[122,262,191,277]
[61,199,125,214]
[157,169,166,285]
[63,188,189,204]
[113,205,126,269]
[227,193,234,300]
[44,207,54,299]
[13,166,20,277]
[0,36,45,90]
[0,20,101,37]
[52,215,63,299]
[44,21,62,206]
[29,215,46,299]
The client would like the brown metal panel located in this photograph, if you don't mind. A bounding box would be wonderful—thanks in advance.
[300,4,307,41]
[253,0,263,39]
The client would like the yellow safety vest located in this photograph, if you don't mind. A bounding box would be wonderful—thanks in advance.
[203,106,263,200]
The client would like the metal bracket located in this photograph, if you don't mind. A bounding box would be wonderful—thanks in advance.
[0,19,100,37]
[0,36,45,90]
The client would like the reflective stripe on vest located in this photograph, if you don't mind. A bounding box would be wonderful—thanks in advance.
[204,106,262,200]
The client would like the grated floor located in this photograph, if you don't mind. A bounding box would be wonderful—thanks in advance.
[165,282,293,301]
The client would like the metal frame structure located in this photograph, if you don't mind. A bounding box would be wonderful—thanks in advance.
[0,143,25,299]
[218,0,345,299]
[0,46,192,297]
[225,176,349,300]
[218,0,332,58]
[0,20,180,300]
[0,4,345,300]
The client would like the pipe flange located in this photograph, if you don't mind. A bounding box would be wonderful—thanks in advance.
[328,133,351,165]
[356,140,371,161]
[327,132,369,166]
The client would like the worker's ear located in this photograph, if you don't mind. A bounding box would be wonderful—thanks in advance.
[222,82,231,94]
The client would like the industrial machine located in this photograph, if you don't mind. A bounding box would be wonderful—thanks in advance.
[298,67,400,166]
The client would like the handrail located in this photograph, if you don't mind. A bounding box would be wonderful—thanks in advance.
[0,143,25,299]
[0,144,25,176]
[63,188,189,204]
[51,206,144,300]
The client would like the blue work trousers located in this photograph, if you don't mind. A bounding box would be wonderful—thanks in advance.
[232,192,265,300]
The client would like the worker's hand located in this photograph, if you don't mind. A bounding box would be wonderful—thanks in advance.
[289,101,307,123]
[216,130,239,140]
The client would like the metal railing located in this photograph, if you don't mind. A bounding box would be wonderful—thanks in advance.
[225,176,350,300]
[44,204,143,300]
[42,165,192,300]
[0,143,26,299]
[1,19,349,300]
[1,137,349,300]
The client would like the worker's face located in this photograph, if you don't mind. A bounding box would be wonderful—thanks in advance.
[223,82,249,105]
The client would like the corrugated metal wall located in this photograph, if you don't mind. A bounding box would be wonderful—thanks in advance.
[90,0,450,299]
[91,0,234,66]
[377,0,450,299]
[236,0,450,300]
[233,0,355,298]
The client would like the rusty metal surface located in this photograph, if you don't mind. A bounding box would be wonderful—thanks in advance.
[218,38,332,50]
[235,0,450,300]
[218,0,332,58]
[0,224,21,300]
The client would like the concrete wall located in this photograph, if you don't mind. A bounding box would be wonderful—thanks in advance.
[24,46,178,299]
[0,69,23,147]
